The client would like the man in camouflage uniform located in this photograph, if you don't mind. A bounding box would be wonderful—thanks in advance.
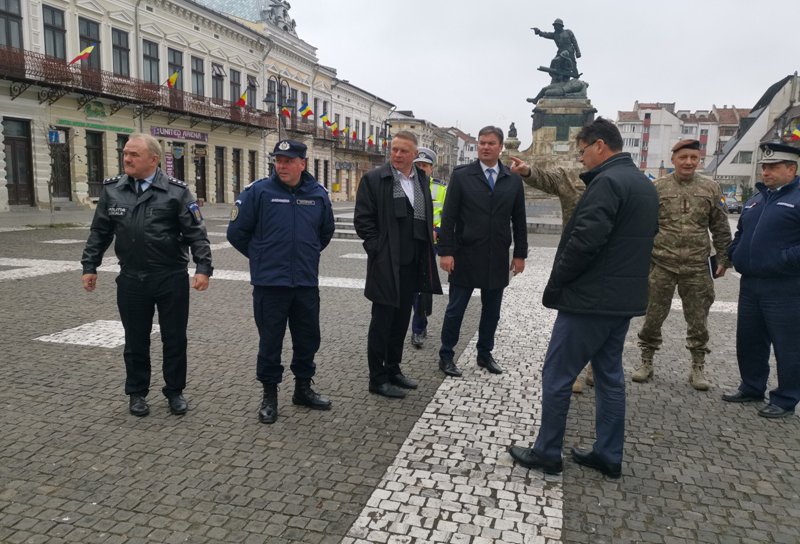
[509,156,593,394]
[633,139,732,390]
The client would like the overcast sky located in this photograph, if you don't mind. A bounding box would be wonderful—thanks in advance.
[287,0,798,148]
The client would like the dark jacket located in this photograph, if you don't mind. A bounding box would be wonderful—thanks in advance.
[437,160,528,289]
[729,177,800,278]
[81,169,213,277]
[354,163,443,307]
[226,171,335,287]
[543,153,659,316]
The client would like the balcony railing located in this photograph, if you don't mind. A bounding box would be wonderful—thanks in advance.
[0,45,311,133]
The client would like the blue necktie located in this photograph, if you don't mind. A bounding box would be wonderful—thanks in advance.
[486,168,496,190]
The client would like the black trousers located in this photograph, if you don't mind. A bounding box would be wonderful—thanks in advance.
[116,270,190,397]
[253,286,320,384]
[367,262,418,385]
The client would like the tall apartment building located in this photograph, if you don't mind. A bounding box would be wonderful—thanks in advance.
[616,101,751,179]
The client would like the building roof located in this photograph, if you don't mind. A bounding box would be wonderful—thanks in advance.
[617,111,640,122]
[446,127,478,143]
[713,106,750,125]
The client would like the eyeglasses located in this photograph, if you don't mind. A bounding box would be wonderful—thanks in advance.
[577,140,597,157]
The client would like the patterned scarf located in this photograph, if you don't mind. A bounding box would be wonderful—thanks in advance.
[391,167,426,220]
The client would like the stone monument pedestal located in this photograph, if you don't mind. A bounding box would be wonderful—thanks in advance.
[510,97,596,170]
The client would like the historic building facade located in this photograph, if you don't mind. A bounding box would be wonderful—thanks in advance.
[0,0,392,211]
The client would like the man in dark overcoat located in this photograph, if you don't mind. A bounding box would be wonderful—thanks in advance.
[354,131,442,398]
[436,125,528,377]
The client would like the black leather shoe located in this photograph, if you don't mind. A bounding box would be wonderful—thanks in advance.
[369,382,407,398]
[508,445,563,474]
[389,373,418,390]
[758,404,794,419]
[411,333,424,348]
[292,379,332,410]
[129,395,149,417]
[571,447,622,479]
[439,358,463,377]
[722,390,765,403]
[477,353,503,374]
[167,394,188,415]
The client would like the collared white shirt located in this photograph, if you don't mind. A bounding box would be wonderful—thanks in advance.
[480,161,500,181]
[393,166,417,206]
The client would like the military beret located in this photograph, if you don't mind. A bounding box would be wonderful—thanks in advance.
[758,141,800,164]
[414,147,437,165]
[271,139,307,159]
[671,139,701,153]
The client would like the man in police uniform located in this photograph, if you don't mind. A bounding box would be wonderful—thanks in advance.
[633,139,732,390]
[410,147,447,348]
[724,142,800,418]
[227,140,335,424]
[81,133,213,417]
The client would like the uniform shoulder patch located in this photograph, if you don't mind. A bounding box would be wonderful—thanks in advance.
[432,177,446,186]
[168,177,188,188]
[103,175,121,185]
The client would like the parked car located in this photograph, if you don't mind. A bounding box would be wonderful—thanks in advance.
[725,196,742,214]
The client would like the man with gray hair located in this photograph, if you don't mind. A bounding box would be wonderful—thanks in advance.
[81,133,213,417]
[355,131,442,399]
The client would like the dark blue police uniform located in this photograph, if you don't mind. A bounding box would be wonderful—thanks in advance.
[227,140,335,423]
[728,143,800,416]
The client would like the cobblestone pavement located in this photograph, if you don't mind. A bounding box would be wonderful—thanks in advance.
[0,207,799,544]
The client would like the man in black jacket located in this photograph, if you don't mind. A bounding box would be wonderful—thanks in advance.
[437,126,528,377]
[81,133,212,417]
[508,118,658,478]
[354,131,443,399]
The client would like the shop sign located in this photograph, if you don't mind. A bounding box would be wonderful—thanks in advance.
[151,127,208,142]
[57,119,133,133]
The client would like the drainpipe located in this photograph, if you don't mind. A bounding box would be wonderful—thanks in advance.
[133,0,144,132]
[261,37,274,177]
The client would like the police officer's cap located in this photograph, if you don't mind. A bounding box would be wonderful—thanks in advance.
[553,18,564,26]
[414,147,437,165]
[758,141,800,164]
[271,139,307,159]
[671,139,701,153]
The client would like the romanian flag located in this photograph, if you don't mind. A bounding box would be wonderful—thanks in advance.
[166,70,180,89]
[330,122,339,136]
[235,89,247,108]
[68,43,95,65]
[352,129,357,141]
[299,103,313,118]
[341,126,349,137]
[320,113,331,126]
[368,135,375,147]
[793,128,800,141]
[281,106,292,118]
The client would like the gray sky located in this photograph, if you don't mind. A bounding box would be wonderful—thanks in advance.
[288,0,797,148]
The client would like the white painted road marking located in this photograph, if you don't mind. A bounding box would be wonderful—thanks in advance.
[35,319,160,348]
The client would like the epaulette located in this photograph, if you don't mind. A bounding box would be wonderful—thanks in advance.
[168,177,188,188]
[243,178,267,191]
[103,175,121,185]
[432,177,446,185]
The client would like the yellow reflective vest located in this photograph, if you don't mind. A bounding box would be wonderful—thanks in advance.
[430,177,447,228]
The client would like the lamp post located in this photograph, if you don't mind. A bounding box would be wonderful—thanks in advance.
[263,74,294,143]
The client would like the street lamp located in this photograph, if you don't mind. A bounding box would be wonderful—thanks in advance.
[263,75,294,142]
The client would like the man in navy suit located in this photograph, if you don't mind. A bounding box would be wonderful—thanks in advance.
[436,125,528,377]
